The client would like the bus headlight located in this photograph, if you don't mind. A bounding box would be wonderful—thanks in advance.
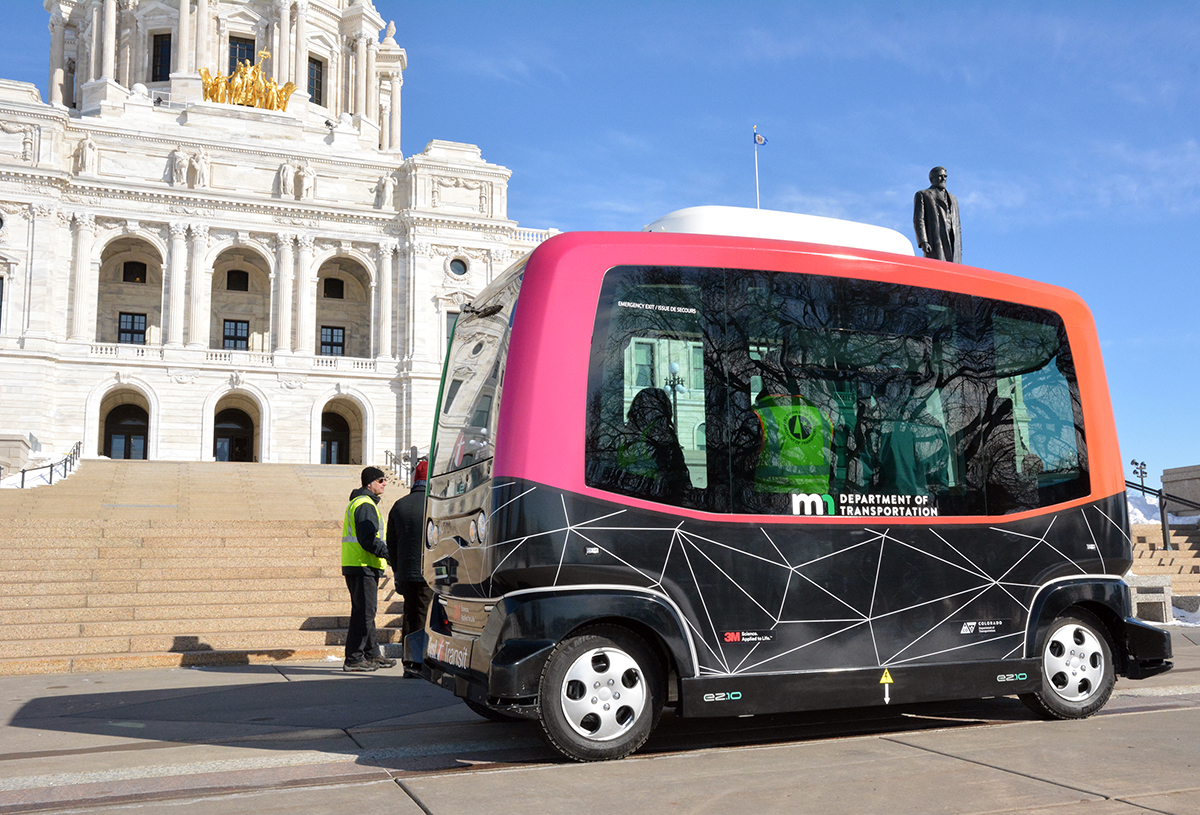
[469,510,487,544]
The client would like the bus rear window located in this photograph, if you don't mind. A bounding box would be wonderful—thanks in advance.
[585,266,1088,517]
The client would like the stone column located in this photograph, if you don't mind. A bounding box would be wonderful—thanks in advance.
[354,36,367,116]
[275,232,294,352]
[101,0,117,80]
[376,241,395,358]
[187,224,209,348]
[389,72,402,151]
[70,214,96,341]
[295,234,315,354]
[276,0,291,85]
[366,39,378,121]
[49,15,66,106]
[293,1,309,92]
[166,221,188,346]
[86,3,101,83]
[117,0,135,87]
[196,0,211,73]
[175,0,191,74]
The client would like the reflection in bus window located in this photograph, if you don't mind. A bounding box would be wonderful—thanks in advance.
[585,266,713,509]
[431,267,524,476]
[586,266,1088,516]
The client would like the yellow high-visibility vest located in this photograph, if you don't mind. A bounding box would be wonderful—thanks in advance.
[341,494,387,570]
[755,395,831,494]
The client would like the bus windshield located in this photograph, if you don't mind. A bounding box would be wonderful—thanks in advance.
[430,261,525,476]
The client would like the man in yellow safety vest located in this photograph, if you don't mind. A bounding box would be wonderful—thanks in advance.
[341,466,396,672]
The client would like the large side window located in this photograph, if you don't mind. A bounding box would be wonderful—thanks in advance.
[584,266,1088,517]
[585,266,718,510]
[723,273,1087,516]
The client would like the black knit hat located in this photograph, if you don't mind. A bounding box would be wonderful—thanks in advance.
[361,466,386,487]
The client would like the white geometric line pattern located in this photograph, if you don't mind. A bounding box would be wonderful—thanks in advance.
[454,482,1131,677]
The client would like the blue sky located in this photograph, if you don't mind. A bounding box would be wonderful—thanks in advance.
[2,1,1197,488]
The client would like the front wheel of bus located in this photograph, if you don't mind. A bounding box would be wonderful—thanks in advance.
[537,626,663,762]
[1020,608,1115,720]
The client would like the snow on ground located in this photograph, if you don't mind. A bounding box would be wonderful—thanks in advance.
[1168,605,1200,627]
[0,460,78,488]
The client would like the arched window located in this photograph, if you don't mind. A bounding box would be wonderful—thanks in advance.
[104,404,149,460]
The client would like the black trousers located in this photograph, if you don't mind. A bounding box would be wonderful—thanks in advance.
[400,579,434,667]
[344,572,381,663]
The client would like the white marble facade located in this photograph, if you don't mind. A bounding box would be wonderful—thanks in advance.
[0,1,553,471]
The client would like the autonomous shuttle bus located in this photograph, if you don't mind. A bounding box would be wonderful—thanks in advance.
[421,206,1172,762]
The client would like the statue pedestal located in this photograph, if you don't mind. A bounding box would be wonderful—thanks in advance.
[169,73,203,104]
[79,79,128,117]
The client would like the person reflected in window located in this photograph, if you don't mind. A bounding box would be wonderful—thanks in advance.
[617,387,691,503]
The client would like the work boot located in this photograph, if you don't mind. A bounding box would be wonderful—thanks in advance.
[370,655,397,668]
[343,659,379,672]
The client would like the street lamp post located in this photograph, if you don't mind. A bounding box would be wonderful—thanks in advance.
[1131,459,1147,490]
[664,362,686,434]
[1132,458,1171,551]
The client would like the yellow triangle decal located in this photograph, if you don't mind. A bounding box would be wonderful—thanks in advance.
[880,669,894,684]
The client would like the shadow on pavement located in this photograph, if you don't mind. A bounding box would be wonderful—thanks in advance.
[3,660,1048,773]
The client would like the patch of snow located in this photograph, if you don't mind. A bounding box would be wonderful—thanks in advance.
[1128,491,1160,523]
[0,456,79,489]
[1171,605,1200,627]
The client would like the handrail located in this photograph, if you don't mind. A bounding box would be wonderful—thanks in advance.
[4,441,83,489]
[1125,480,1200,551]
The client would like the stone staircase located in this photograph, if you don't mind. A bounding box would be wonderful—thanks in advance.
[1130,523,1200,598]
[0,460,407,675]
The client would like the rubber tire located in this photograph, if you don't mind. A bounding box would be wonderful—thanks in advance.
[537,625,664,762]
[463,698,525,723]
[1020,607,1115,720]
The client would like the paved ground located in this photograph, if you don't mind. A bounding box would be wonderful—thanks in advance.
[0,629,1197,815]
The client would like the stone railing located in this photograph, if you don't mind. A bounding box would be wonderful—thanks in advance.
[87,343,377,373]
[313,355,377,372]
[89,342,165,360]
[512,227,559,244]
[205,349,273,366]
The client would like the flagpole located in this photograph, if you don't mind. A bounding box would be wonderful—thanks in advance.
[753,125,761,209]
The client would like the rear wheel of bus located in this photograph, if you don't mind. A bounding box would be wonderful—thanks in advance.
[1020,607,1115,719]
[537,625,664,762]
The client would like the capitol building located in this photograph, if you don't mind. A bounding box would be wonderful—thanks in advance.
[0,0,551,473]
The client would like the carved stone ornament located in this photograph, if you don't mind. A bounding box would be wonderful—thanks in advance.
[439,290,472,309]
[230,371,246,388]
[277,374,306,390]
[115,370,133,385]
[168,368,200,385]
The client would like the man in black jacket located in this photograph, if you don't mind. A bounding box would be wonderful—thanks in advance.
[387,459,432,677]
[341,466,396,672]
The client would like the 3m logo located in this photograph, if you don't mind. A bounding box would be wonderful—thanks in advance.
[791,493,835,516]
[724,631,742,643]
[960,622,977,634]
[786,413,816,442]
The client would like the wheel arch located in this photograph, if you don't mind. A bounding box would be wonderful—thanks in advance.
[1024,576,1129,666]
[487,586,697,701]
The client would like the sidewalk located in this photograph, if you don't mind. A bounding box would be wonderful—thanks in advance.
[0,630,1196,814]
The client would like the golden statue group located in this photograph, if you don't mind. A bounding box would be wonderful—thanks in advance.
[200,50,297,112]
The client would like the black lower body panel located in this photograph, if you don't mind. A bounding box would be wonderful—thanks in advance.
[679,659,1041,717]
